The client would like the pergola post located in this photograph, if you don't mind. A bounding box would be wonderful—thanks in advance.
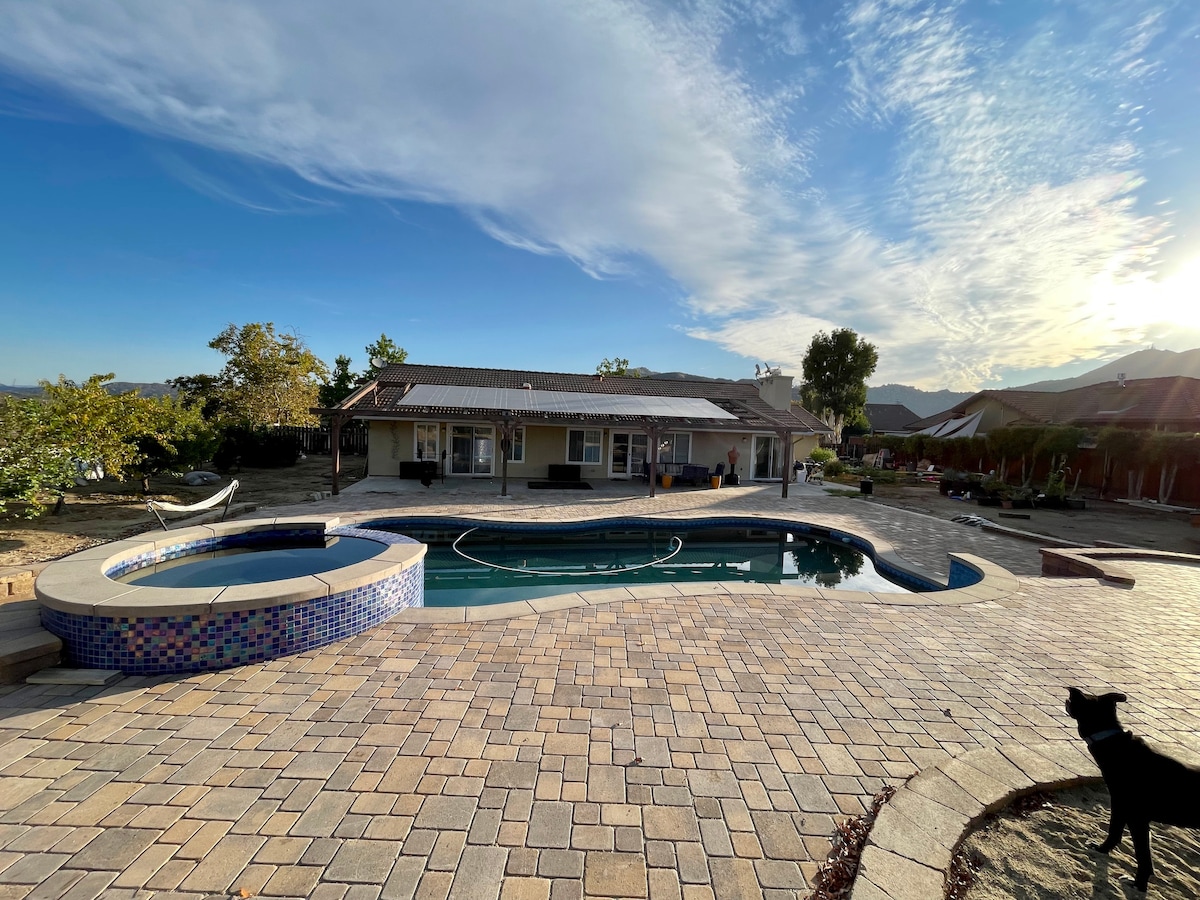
[496,415,516,498]
[644,424,663,498]
[779,429,793,499]
[330,414,347,496]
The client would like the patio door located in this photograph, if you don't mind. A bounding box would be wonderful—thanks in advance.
[450,425,494,475]
[752,435,783,480]
[609,432,648,479]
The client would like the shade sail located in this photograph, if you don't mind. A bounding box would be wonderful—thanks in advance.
[912,409,984,438]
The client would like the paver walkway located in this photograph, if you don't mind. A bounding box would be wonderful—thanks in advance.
[3,483,1200,900]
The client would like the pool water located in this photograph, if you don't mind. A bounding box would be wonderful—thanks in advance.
[374,522,918,606]
[115,536,387,588]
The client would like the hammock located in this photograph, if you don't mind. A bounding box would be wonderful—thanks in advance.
[147,479,240,530]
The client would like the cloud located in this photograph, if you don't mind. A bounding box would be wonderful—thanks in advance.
[0,0,1184,388]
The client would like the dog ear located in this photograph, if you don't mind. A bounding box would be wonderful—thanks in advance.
[1100,692,1127,704]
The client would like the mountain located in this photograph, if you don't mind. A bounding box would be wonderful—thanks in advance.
[0,382,175,399]
[1009,348,1200,392]
[866,384,974,418]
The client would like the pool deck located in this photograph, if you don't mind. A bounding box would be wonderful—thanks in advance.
[3,478,1200,900]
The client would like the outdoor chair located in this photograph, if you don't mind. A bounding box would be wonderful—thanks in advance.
[147,479,240,530]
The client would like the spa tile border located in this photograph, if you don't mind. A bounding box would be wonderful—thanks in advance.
[848,741,1102,900]
[35,517,426,674]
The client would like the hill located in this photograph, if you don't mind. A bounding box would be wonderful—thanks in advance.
[0,382,175,399]
[1010,348,1200,392]
[866,384,974,418]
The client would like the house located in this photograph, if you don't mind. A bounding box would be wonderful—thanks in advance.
[863,403,921,435]
[317,364,831,495]
[909,376,1200,436]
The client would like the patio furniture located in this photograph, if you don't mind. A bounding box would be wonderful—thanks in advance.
[147,480,240,530]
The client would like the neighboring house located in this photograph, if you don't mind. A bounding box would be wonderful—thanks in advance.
[318,364,831,493]
[910,376,1200,436]
[908,376,1200,502]
[863,403,921,435]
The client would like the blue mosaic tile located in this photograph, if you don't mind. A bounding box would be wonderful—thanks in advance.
[45,525,424,676]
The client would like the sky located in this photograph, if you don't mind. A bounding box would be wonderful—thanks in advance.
[1,0,1198,392]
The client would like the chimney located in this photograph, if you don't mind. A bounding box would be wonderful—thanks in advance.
[757,370,794,411]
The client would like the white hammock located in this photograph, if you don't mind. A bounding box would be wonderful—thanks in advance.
[147,479,240,530]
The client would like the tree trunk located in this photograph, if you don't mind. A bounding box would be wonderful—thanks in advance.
[1160,463,1178,505]
[141,475,151,494]
[53,494,66,515]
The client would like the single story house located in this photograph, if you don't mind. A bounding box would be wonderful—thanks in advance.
[909,376,1200,436]
[316,364,831,496]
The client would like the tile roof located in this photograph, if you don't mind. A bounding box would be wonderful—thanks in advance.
[864,403,920,433]
[907,376,1200,432]
[332,364,831,433]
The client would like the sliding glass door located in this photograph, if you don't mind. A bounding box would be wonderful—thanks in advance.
[450,425,494,475]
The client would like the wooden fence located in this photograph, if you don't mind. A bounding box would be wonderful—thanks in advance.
[272,421,368,456]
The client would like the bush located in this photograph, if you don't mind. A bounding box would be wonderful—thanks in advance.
[214,426,301,470]
[823,459,846,478]
[859,466,897,484]
[810,447,837,464]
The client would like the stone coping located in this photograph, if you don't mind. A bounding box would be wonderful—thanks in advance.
[35,516,425,618]
[849,741,1103,900]
[393,552,1018,623]
[1041,546,1200,586]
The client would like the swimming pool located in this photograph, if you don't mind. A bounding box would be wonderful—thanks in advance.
[364,516,943,605]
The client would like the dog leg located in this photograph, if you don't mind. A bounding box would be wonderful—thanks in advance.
[1090,808,1124,854]
[1129,821,1152,892]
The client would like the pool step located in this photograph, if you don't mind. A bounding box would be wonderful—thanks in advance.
[0,597,62,685]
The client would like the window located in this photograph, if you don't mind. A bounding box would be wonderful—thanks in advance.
[657,432,691,465]
[502,426,525,463]
[567,429,602,464]
[414,422,439,461]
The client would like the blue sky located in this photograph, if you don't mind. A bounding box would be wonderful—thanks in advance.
[1,0,1198,391]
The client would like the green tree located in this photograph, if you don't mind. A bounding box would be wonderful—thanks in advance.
[357,333,408,384]
[126,397,220,493]
[166,372,226,420]
[1096,427,1147,498]
[319,355,358,408]
[0,395,76,517]
[800,329,878,443]
[1145,432,1199,504]
[596,357,639,377]
[208,322,329,425]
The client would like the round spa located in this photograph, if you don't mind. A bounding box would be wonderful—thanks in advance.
[35,517,425,674]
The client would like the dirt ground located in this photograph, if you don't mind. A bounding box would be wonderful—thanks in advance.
[958,784,1200,898]
[0,456,366,568]
[2,461,1197,570]
[853,479,1200,556]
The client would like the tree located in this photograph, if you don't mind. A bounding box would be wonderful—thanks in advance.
[1096,427,1147,498]
[0,395,76,517]
[126,397,220,493]
[319,355,358,408]
[596,357,639,378]
[800,329,878,443]
[357,333,408,384]
[208,322,329,425]
[166,373,226,420]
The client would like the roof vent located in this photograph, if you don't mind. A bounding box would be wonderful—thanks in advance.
[521,382,533,390]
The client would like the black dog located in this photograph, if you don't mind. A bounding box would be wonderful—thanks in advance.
[1066,687,1200,891]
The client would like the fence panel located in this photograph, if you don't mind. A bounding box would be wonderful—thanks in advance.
[271,422,368,456]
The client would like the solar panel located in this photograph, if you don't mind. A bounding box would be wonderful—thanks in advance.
[397,384,738,419]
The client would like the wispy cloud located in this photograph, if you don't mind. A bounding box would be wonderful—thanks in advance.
[0,0,1186,387]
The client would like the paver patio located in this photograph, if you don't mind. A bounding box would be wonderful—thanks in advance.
[3,481,1199,900]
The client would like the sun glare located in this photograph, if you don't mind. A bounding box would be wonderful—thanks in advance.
[1097,254,1200,332]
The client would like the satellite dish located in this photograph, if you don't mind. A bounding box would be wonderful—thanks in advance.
[371,357,387,369]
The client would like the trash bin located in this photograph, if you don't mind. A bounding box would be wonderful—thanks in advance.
[860,478,873,495]
[710,475,721,489]
[661,474,673,489]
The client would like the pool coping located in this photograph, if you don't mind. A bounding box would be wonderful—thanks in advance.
[334,512,1022,623]
[35,516,426,617]
[848,741,1102,900]
[1040,546,1200,586]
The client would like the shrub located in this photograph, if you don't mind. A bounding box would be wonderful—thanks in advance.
[823,459,846,478]
[810,447,837,464]
[214,426,301,470]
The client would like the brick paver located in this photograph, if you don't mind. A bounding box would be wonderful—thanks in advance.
[3,483,1200,899]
